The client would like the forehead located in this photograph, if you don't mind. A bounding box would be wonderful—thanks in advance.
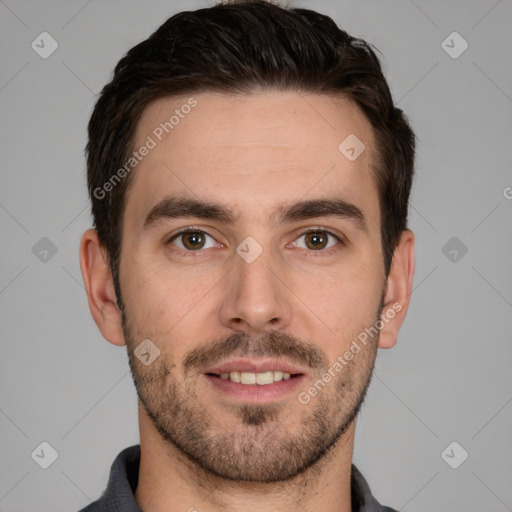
[125,91,379,230]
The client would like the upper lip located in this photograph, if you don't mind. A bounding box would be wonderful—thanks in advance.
[205,358,308,376]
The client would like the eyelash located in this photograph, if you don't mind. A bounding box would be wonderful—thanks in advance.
[166,227,344,257]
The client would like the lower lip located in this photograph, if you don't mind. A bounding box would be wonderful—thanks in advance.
[204,374,307,402]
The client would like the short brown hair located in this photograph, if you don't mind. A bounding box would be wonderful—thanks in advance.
[86,0,415,303]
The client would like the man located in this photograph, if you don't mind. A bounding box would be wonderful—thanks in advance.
[78,1,415,510]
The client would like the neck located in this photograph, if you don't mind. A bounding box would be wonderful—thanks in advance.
[134,404,356,512]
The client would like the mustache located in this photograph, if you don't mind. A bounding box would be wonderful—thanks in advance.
[182,330,329,374]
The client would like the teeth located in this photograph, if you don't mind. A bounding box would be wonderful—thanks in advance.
[229,371,240,383]
[256,371,273,385]
[273,371,283,382]
[219,371,292,385]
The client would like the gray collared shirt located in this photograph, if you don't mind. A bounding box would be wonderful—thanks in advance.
[78,445,397,512]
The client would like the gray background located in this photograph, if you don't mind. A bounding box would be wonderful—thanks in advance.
[1,0,511,510]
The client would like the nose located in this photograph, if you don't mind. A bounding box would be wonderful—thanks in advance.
[218,248,293,336]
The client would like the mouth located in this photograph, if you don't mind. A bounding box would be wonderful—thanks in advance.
[203,359,308,402]
[206,370,303,386]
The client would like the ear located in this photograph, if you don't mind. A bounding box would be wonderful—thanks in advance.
[79,229,126,346]
[378,229,415,349]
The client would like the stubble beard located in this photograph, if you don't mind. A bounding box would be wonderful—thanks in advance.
[122,312,380,484]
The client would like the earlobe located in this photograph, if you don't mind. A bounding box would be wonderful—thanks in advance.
[79,229,126,346]
[378,230,415,349]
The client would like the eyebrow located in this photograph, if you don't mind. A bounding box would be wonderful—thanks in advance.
[142,195,367,233]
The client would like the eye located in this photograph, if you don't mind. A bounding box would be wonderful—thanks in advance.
[291,229,342,252]
[168,229,218,251]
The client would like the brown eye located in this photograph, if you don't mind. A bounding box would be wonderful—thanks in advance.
[169,230,217,251]
[293,230,341,253]
[181,231,205,250]
[304,232,328,250]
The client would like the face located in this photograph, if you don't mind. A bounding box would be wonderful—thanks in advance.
[118,91,387,482]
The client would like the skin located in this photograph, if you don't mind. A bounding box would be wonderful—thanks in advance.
[80,91,415,512]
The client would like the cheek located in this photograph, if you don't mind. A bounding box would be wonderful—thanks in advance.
[292,260,383,351]
[121,252,221,334]
[301,257,381,310]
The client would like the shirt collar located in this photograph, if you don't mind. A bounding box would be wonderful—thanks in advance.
[79,444,396,512]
